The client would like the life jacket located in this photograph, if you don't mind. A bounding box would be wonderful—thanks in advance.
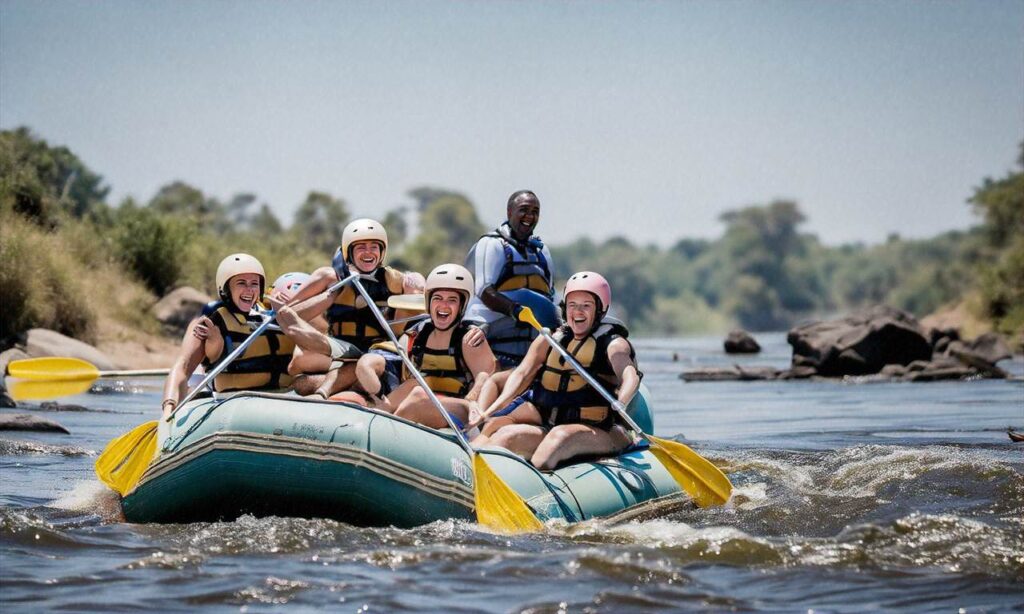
[406,319,475,398]
[530,318,634,429]
[325,266,405,351]
[486,223,553,297]
[201,301,295,392]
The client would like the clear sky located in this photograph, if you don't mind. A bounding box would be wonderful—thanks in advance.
[2,1,1021,246]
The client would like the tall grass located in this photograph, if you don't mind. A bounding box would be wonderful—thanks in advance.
[0,213,95,343]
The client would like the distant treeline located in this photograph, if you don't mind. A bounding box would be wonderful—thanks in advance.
[1,126,1021,342]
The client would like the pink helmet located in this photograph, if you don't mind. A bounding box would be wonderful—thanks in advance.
[563,271,611,314]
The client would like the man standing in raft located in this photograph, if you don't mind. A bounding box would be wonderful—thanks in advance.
[161,253,295,417]
[271,218,424,397]
[355,264,497,428]
[473,272,639,470]
[464,190,557,368]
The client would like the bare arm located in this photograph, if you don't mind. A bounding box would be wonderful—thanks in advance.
[480,285,517,317]
[283,266,335,306]
[607,337,640,407]
[462,332,497,382]
[161,319,209,416]
[482,336,547,416]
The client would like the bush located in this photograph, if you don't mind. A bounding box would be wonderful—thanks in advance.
[113,206,192,295]
[0,213,94,343]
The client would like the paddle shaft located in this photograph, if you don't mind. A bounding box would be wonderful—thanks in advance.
[167,273,360,421]
[351,279,476,457]
[101,369,170,378]
[534,327,644,435]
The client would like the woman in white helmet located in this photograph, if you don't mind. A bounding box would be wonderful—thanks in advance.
[472,272,639,470]
[354,263,497,429]
[160,253,296,417]
[270,218,426,398]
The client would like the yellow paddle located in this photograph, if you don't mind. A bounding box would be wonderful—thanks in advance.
[94,421,158,495]
[6,357,169,401]
[8,377,94,401]
[94,273,362,496]
[517,307,733,507]
[386,293,427,311]
[8,357,169,382]
[353,278,543,533]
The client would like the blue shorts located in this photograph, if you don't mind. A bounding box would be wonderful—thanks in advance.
[491,390,533,418]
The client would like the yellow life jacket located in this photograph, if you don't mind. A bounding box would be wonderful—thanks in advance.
[530,319,633,428]
[325,266,406,351]
[203,303,295,392]
[406,320,474,398]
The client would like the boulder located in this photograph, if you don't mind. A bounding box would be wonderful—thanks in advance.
[787,306,933,376]
[680,365,779,382]
[0,413,70,433]
[951,333,1012,365]
[151,286,212,336]
[0,348,29,408]
[724,330,761,354]
[23,329,116,370]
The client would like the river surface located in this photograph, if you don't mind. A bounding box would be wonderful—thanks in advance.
[1,334,1022,612]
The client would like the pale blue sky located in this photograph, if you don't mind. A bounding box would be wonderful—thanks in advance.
[2,1,1021,246]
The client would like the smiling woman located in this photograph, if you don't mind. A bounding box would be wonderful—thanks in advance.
[159,253,295,417]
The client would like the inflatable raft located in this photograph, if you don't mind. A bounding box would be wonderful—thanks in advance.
[121,386,691,526]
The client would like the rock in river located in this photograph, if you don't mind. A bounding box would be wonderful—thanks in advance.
[0,413,70,433]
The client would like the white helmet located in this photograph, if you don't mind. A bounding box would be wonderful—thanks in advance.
[215,253,265,301]
[425,264,474,318]
[341,218,388,263]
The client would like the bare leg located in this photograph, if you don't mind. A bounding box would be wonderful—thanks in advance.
[328,390,369,405]
[291,373,326,396]
[477,370,511,409]
[355,354,387,396]
[394,387,472,429]
[314,363,358,397]
[487,424,546,459]
[480,401,542,436]
[531,424,631,470]
[276,305,334,356]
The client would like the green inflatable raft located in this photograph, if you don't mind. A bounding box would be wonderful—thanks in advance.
[121,385,690,526]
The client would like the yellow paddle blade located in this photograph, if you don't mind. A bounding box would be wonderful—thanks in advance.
[387,293,426,311]
[473,454,544,533]
[7,357,99,381]
[648,435,732,507]
[8,377,94,401]
[516,306,543,331]
[95,421,158,495]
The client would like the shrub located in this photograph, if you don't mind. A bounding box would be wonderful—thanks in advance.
[113,206,192,295]
[0,213,94,343]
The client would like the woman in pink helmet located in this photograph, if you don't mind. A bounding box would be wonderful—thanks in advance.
[472,272,641,469]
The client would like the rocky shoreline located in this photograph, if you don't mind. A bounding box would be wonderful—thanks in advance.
[684,306,1016,383]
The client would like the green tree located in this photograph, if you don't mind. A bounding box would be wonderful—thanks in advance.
[969,143,1024,340]
[398,189,484,273]
[0,127,110,225]
[292,191,350,254]
[249,203,283,236]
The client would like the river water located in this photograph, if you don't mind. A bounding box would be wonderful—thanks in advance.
[1,334,1022,612]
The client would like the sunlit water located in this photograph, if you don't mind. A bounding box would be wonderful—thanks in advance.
[2,334,1022,612]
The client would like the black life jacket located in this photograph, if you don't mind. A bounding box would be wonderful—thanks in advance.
[530,318,634,428]
[485,223,553,297]
[406,319,476,398]
[325,266,405,351]
[201,301,295,392]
